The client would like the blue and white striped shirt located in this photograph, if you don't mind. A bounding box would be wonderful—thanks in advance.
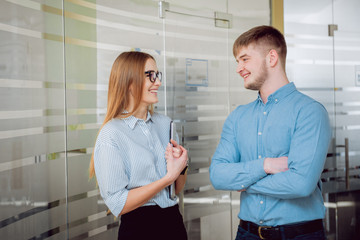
[94,112,178,217]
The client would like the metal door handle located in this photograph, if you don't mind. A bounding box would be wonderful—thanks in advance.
[336,138,349,190]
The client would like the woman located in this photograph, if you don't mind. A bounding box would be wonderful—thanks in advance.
[89,51,188,240]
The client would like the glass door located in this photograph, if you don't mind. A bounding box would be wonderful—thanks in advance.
[329,0,360,238]
[284,0,337,238]
[161,7,233,240]
[333,1,360,192]
[285,0,360,239]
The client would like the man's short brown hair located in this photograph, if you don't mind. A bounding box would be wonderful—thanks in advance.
[233,25,287,69]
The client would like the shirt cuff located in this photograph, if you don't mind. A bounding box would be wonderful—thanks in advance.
[249,158,267,181]
[107,189,129,217]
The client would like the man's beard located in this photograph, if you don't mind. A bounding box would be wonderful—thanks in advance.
[245,60,268,91]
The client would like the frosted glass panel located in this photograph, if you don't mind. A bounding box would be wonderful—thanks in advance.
[284,0,335,180]
[333,30,360,191]
[0,0,270,239]
[285,1,360,239]
[163,9,232,239]
[0,0,66,239]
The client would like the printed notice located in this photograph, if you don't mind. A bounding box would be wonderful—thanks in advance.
[186,58,208,87]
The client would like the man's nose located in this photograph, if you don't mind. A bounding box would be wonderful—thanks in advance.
[236,62,244,73]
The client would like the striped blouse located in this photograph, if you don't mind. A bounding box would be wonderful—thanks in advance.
[94,112,178,217]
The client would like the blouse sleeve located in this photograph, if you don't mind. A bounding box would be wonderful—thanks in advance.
[94,142,129,216]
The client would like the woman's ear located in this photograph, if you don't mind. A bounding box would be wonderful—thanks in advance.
[268,49,279,68]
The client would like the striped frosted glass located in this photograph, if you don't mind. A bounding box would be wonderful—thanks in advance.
[0,0,270,239]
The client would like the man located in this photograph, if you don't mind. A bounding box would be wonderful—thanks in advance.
[209,25,331,240]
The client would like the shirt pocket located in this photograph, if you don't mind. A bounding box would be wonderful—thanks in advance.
[264,125,291,157]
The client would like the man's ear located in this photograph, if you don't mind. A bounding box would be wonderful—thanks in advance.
[267,49,279,68]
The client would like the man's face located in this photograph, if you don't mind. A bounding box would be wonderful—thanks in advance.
[235,44,268,91]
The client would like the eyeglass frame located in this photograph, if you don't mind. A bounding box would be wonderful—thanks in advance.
[145,70,162,83]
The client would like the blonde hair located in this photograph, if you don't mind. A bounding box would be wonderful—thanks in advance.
[89,51,155,179]
[233,25,287,69]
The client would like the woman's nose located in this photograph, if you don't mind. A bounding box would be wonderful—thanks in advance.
[154,77,161,86]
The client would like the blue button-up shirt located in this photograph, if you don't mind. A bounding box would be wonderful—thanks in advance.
[210,82,331,226]
[94,112,178,217]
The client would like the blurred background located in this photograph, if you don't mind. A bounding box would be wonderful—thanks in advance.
[0,0,359,239]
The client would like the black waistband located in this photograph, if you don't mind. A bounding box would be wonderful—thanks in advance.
[121,204,179,220]
[240,219,324,239]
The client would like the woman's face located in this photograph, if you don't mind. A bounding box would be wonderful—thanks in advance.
[141,58,162,106]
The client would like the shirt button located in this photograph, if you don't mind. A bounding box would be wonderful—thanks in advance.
[259,221,263,224]
[260,201,263,204]
[258,132,262,135]
[258,155,262,159]
[275,99,278,102]
[263,112,267,115]
[241,185,244,188]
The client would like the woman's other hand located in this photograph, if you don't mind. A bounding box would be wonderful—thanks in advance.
[165,143,188,183]
[170,139,182,158]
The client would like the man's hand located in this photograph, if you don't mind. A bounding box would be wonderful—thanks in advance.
[264,156,289,174]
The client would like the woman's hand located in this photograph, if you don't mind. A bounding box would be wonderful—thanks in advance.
[165,142,188,183]
[120,143,187,215]
[170,139,183,158]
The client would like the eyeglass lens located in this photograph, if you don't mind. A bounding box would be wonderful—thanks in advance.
[146,71,162,83]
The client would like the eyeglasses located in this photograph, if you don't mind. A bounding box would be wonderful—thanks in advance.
[145,70,162,83]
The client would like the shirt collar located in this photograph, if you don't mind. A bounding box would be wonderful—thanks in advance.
[123,111,153,130]
[257,82,296,104]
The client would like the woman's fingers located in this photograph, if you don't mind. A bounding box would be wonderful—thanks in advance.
[179,145,187,156]
[172,147,182,158]
[170,139,178,147]
[166,143,188,176]
[170,141,183,158]
[165,143,173,160]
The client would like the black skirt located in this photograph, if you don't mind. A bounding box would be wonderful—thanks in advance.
[118,204,187,240]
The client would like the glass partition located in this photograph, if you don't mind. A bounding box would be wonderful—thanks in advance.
[333,0,360,192]
[162,9,232,239]
[63,1,113,239]
[331,1,360,238]
[65,0,163,239]
[162,1,270,238]
[0,0,67,239]
[0,0,270,239]
[285,0,360,239]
